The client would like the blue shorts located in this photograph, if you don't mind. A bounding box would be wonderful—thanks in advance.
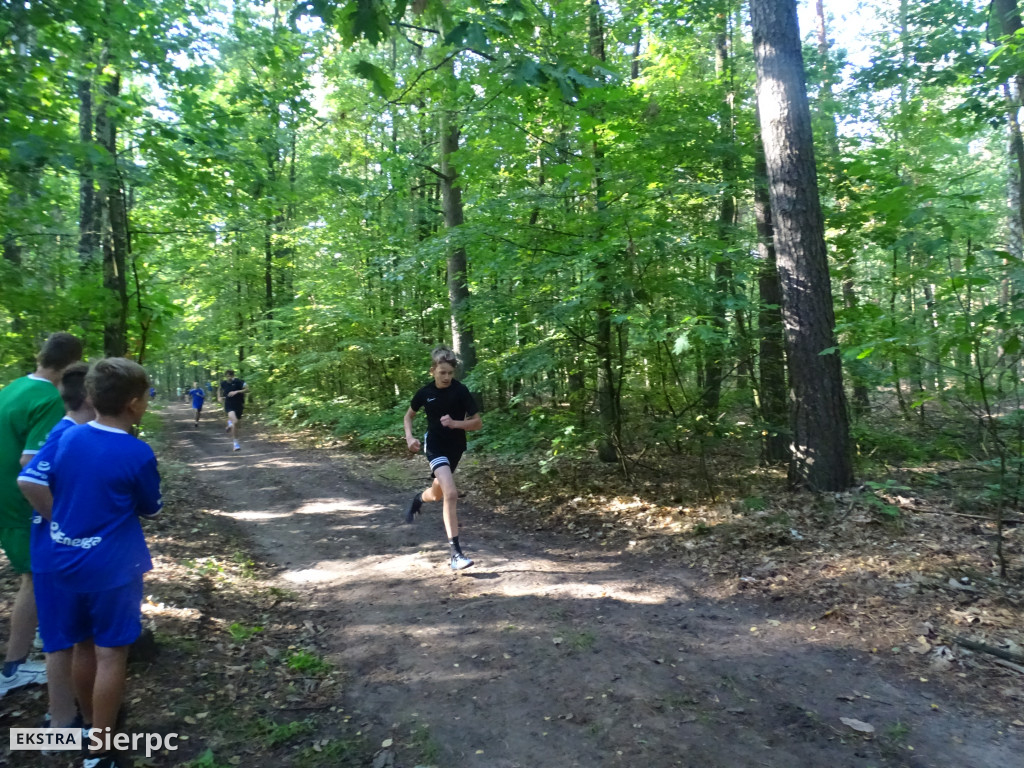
[35,572,144,652]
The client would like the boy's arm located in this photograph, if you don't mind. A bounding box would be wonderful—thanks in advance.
[441,388,482,431]
[18,429,62,518]
[441,412,482,431]
[17,479,53,520]
[403,407,421,452]
[460,412,483,431]
[135,454,163,518]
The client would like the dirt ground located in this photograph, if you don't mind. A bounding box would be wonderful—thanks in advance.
[4,402,1024,767]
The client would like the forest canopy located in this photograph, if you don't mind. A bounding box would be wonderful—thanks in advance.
[2,0,1023,494]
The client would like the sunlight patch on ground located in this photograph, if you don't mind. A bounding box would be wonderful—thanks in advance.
[282,567,345,584]
[280,551,431,584]
[293,499,385,515]
[496,580,668,604]
[218,509,289,521]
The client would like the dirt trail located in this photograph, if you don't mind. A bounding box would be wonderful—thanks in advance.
[165,404,1022,768]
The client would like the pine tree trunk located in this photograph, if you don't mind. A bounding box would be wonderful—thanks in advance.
[751,0,853,490]
[753,127,790,466]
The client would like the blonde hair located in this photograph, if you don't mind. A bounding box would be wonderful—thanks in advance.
[430,346,458,370]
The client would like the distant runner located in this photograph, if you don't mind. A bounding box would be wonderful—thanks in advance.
[218,369,248,452]
[187,381,206,428]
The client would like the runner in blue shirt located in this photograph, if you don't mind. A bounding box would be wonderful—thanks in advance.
[18,358,161,768]
[187,381,206,429]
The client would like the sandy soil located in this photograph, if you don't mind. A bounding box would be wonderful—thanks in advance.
[163,403,1024,768]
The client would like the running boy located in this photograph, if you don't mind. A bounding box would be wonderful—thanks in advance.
[18,358,161,768]
[187,381,206,428]
[402,347,482,571]
[17,362,94,730]
[218,369,248,452]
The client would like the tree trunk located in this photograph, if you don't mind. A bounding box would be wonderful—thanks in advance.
[95,45,129,358]
[439,109,478,380]
[704,21,738,417]
[589,0,619,463]
[751,0,853,491]
[753,125,790,466]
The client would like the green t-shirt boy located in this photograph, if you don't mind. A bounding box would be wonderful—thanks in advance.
[0,375,65,535]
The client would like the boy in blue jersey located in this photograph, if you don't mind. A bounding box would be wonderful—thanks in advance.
[17,362,94,730]
[187,381,206,428]
[18,358,161,768]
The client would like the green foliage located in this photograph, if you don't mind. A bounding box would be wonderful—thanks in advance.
[285,649,333,676]
[254,717,316,748]
[4,0,1024,500]
[228,622,263,642]
[185,749,232,768]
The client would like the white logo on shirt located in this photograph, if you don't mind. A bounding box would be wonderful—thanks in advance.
[49,522,102,549]
[37,461,50,471]
[427,398,436,402]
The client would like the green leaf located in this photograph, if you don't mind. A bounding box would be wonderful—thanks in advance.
[353,60,394,98]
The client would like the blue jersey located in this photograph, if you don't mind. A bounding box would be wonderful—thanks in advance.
[32,421,162,592]
[188,388,206,409]
[18,416,77,574]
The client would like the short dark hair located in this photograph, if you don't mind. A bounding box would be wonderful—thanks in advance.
[86,358,149,416]
[37,333,83,370]
[59,362,90,411]
[225,369,235,377]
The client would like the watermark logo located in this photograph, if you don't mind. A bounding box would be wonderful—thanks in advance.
[10,728,179,757]
[10,728,81,751]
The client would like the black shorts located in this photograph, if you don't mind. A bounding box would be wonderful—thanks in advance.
[424,434,463,477]
[225,400,244,419]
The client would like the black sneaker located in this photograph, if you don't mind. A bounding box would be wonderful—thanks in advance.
[404,493,423,524]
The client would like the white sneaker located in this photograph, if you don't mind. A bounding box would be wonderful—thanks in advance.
[450,553,474,571]
[0,661,47,695]
[233,442,240,452]
[225,421,234,432]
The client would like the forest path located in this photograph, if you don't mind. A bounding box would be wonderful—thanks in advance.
[164,403,1021,768]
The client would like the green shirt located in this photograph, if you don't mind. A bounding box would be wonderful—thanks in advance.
[0,375,64,528]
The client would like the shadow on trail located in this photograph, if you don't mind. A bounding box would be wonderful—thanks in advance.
[161,404,1022,768]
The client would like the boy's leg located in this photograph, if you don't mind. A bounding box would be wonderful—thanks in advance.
[420,477,444,504]
[5,572,37,664]
[34,570,79,725]
[74,639,97,725]
[431,466,459,539]
[86,644,129,755]
[45,648,76,726]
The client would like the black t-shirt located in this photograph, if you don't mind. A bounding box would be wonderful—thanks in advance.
[220,378,246,409]
[410,380,477,453]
